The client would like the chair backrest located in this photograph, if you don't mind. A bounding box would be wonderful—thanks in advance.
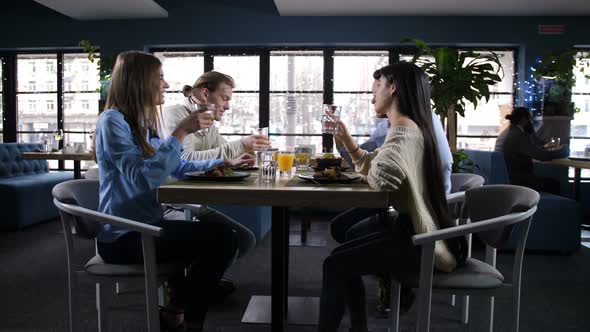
[464,150,509,185]
[52,179,101,238]
[466,184,540,248]
[450,173,485,193]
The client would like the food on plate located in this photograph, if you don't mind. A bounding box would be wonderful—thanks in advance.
[203,166,234,177]
[313,167,342,179]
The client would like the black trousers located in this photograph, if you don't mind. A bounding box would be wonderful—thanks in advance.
[318,214,420,332]
[330,207,388,244]
[97,219,238,324]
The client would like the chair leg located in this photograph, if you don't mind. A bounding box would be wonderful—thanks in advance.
[512,285,521,332]
[485,246,496,332]
[96,282,114,332]
[460,295,470,324]
[390,280,401,332]
[67,273,79,332]
[416,243,435,332]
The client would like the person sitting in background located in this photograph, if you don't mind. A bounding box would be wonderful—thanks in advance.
[95,51,254,332]
[317,63,467,332]
[161,71,270,160]
[494,106,568,195]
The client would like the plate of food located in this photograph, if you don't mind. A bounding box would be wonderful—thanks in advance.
[185,167,250,182]
[297,168,361,184]
[314,152,343,170]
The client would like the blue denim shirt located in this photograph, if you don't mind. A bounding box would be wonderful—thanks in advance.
[95,109,224,242]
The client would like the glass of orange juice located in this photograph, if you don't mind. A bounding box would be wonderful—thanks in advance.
[277,151,295,178]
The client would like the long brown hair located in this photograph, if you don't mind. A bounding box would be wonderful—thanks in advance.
[374,63,467,265]
[101,51,162,157]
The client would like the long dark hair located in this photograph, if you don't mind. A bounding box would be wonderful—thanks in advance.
[374,63,467,265]
[506,106,533,134]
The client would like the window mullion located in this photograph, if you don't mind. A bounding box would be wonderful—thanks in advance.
[57,52,64,170]
[259,50,270,129]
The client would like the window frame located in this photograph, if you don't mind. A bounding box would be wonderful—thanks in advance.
[150,45,517,152]
[0,49,99,171]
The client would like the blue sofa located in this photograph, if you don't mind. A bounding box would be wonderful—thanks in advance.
[0,143,73,230]
[465,150,581,253]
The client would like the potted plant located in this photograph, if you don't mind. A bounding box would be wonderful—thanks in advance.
[531,49,590,145]
[79,40,116,111]
[403,38,504,151]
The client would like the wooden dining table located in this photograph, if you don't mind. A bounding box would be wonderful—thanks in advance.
[544,157,590,201]
[21,151,94,179]
[157,170,393,332]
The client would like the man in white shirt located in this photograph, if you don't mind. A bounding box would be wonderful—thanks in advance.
[161,71,270,160]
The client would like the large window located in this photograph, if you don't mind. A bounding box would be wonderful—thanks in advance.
[8,52,100,170]
[17,54,57,144]
[155,51,204,109]
[213,54,260,139]
[456,50,515,151]
[0,58,3,143]
[63,53,100,170]
[150,47,516,153]
[270,50,323,152]
[334,50,388,142]
[572,53,590,178]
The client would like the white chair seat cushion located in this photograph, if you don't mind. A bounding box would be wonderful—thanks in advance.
[84,255,181,276]
[432,258,504,289]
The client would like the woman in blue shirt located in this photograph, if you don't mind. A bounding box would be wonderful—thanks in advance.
[94,51,252,332]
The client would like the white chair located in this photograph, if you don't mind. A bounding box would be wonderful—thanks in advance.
[53,179,183,332]
[390,184,539,332]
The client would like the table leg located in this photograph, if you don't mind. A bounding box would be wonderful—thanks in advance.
[271,206,288,332]
[573,167,581,202]
[73,161,82,180]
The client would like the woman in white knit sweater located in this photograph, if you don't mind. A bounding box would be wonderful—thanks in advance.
[318,62,468,332]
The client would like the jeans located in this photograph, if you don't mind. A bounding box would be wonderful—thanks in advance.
[97,219,238,325]
[318,214,420,332]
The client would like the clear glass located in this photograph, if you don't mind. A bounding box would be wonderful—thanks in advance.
[270,135,323,156]
[63,53,100,92]
[270,51,323,91]
[257,150,277,183]
[334,50,388,92]
[154,51,204,92]
[213,55,260,91]
[294,147,312,171]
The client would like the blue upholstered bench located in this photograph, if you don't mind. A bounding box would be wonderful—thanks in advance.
[0,143,73,230]
[465,150,581,253]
